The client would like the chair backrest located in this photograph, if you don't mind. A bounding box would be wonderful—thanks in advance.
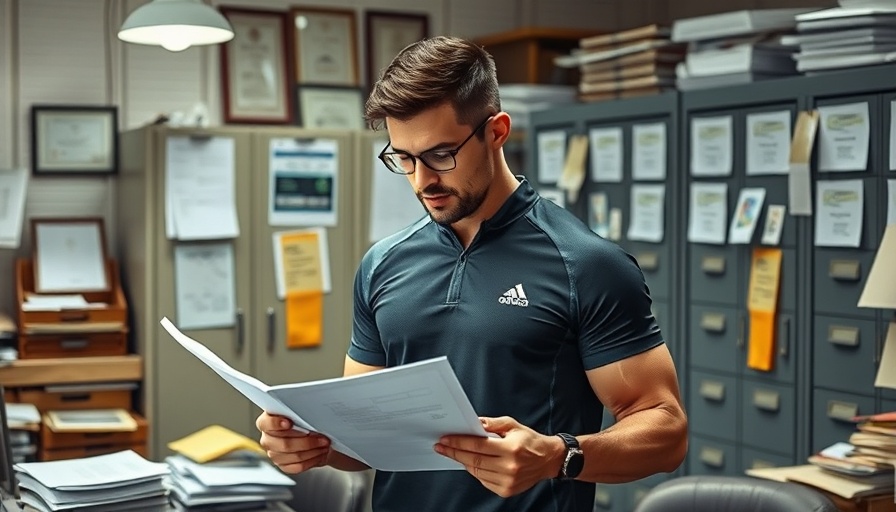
[634,475,839,512]
[285,466,372,512]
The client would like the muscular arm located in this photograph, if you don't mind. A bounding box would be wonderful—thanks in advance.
[571,343,688,483]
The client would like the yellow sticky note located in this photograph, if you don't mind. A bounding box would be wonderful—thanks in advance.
[747,248,782,372]
[167,424,263,463]
[287,290,323,348]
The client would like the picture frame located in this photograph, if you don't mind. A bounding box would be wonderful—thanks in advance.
[219,7,293,124]
[365,11,428,90]
[31,217,109,293]
[30,105,118,175]
[289,7,359,86]
[296,85,365,130]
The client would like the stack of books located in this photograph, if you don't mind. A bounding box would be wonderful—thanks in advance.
[13,450,170,511]
[785,2,896,74]
[671,8,814,90]
[803,410,896,498]
[165,452,295,511]
[553,24,685,103]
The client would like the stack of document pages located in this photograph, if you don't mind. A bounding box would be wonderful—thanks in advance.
[786,2,896,73]
[13,450,170,511]
[553,24,685,103]
[671,8,815,90]
[499,84,577,129]
[6,403,39,463]
[165,452,295,511]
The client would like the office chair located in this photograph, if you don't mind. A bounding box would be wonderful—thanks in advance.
[284,466,372,512]
[633,475,839,512]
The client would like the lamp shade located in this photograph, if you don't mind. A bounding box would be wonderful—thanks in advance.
[118,0,234,52]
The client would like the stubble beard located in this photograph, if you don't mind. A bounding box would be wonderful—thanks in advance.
[418,184,488,226]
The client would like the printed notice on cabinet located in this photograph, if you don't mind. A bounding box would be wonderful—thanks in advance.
[817,102,870,172]
[746,111,791,175]
[690,116,733,177]
[269,138,339,227]
[815,179,863,247]
[687,182,728,244]
[174,242,236,330]
[632,123,666,181]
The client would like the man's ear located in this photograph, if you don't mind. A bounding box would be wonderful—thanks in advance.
[489,111,512,148]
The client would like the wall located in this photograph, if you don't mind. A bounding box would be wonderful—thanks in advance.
[0,0,839,316]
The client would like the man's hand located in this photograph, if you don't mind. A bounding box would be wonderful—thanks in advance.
[256,411,331,474]
[434,416,565,497]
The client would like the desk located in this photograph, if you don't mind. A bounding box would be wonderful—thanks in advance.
[824,492,896,512]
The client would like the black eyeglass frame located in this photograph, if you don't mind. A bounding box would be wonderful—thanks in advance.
[378,115,495,175]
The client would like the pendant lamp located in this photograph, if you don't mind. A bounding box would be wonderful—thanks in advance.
[118,0,234,52]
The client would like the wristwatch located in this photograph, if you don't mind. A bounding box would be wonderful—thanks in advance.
[556,433,584,479]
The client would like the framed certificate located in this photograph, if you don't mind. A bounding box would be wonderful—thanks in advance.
[365,11,428,90]
[290,7,359,86]
[31,217,109,293]
[220,7,293,124]
[30,105,118,175]
[296,85,364,130]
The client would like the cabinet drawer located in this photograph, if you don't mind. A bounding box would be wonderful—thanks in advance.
[689,245,740,306]
[688,436,738,476]
[19,331,127,359]
[740,447,795,473]
[39,442,147,461]
[813,250,876,319]
[690,305,740,373]
[812,389,875,453]
[740,380,795,456]
[593,484,622,511]
[41,412,147,449]
[688,371,737,441]
[813,316,877,394]
[18,386,133,412]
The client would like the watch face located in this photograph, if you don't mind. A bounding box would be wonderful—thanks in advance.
[566,449,585,478]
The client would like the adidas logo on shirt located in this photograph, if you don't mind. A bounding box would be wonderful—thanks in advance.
[498,284,529,307]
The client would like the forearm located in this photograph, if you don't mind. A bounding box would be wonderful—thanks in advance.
[326,449,372,472]
[575,404,687,483]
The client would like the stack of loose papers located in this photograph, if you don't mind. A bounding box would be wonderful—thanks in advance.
[13,450,169,511]
[671,9,813,90]
[165,453,294,510]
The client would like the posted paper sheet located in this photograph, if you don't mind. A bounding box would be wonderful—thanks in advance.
[690,116,733,177]
[589,126,623,183]
[817,102,870,172]
[746,111,791,175]
[632,122,666,181]
[627,185,665,242]
[537,130,566,184]
[815,179,863,248]
[688,182,728,244]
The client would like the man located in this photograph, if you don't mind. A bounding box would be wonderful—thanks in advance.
[257,36,687,511]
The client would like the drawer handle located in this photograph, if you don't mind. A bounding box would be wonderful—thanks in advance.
[594,488,612,507]
[828,325,860,347]
[829,260,861,281]
[700,446,725,468]
[702,256,726,275]
[827,400,859,422]
[700,312,726,333]
[751,459,776,470]
[59,393,91,403]
[779,316,790,358]
[753,389,780,412]
[59,311,88,322]
[636,252,659,271]
[699,380,725,401]
[60,339,89,350]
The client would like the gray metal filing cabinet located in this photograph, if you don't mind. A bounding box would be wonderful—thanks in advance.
[528,93,682,512]
[526,65,896,512]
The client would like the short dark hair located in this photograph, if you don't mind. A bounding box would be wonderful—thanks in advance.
[364,36,501,131]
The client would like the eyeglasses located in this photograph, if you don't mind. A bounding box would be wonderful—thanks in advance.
[378,115,494,175]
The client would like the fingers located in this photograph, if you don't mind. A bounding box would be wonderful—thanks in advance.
[256,411,332,474]
[256,411,293,433]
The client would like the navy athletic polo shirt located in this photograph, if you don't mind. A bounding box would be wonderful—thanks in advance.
[348,177,663,512]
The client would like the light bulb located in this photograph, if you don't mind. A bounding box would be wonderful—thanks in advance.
[161,34,191,52]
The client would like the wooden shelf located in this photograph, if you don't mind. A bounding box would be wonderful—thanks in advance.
[0,355,142,387]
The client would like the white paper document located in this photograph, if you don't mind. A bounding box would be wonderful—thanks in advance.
[174,242,236,330]
[690,116,733,177]
[761,204,787,246]
[589,127,623,183]
[537,130,567,184]
[0,168,27,249]
[817,102,870,172]
[815,179,864,247]
[627,185,665,242]
[160,318,489,472]
[888,179,896,225]
[728,187,767,244]
[632,123,667,181]
[688,182,728,244]
[368,138,424,243]
[14,450,169,490]
[166,136,240,240]
[746,111,791,175]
